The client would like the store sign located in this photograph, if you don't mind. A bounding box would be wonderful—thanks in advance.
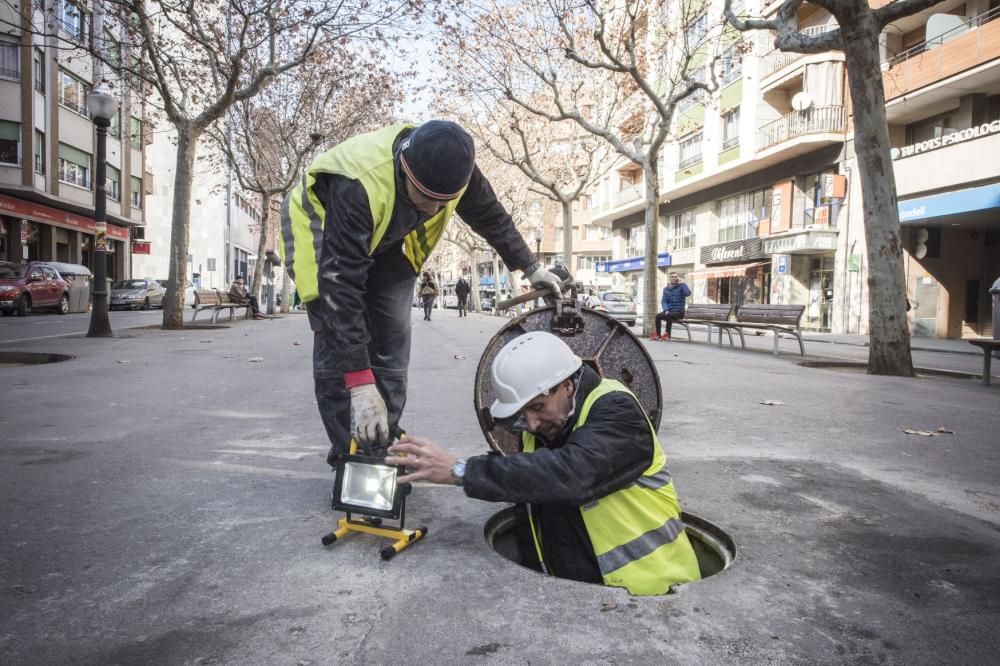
[597,252,671,273]
[891,120,1000,160]
[898,183,1000,223]
[132,241,151,255]
[700,238,765,265]
[777,255,788,274]
[0,194,128,241]
[763,229,839,255]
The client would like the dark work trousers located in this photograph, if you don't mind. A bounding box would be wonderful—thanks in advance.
[308,252,417,466]
[422,296,435,320]
[655,310,684,337]
[457,295,468,316]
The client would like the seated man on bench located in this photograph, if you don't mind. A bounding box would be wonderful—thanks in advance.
[229,276,265,320]
[653,272,690,341]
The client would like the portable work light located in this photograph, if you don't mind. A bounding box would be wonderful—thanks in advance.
[332,454,404,520]
[323,438,427,561]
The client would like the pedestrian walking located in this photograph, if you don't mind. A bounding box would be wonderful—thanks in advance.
[455,276,471,317]
[419,272,438,321]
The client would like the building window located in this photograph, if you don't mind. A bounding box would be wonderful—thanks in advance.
[34,129,44,174]
[678,67,707,112]
[687,13,708,46]
[720,44,743,85]
[626,225,646,256]
[803,169,838,224]
[106,165,120,201]
[584,224,612,241]
[56,0,89,41]
[905,113,959,144]
[718,188,772,242]
[0,120,20,165]
[131,175,142,208]
[722,108,740,150]
[0,34,20,81]
[678,132,703,169]
[33,48,44,93]
[129,116,142,150]
[58,143,91,188]
[58,69,90,117]
[109,113,121,140]
[666,209,696,250]
[577,255,612,270]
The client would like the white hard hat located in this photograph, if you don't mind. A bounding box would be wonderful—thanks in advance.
[490,331,583,419]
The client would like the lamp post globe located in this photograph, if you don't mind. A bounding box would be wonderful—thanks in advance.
[85,88,118,338]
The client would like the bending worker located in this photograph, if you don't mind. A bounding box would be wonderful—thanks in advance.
[386,332,702,596]
[281,121,563,474]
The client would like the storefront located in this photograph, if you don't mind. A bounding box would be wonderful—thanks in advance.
[763,229,840,331]
[0,194,130,280]
[596,252,672,306]
[690,238,770,307]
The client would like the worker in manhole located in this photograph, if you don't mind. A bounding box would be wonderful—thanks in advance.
[280,120,565,476]
[386,331,702,595]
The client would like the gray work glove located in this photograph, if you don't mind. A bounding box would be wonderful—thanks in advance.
[524,265,564,302]
[349,383,389,448]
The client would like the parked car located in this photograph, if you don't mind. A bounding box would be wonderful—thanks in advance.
[0,261,71,316]
[599,291,637,327]
[156,279,198,308]
[109,278,165,310]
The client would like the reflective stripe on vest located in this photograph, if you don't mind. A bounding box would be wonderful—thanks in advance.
[522,379,702,595]
[279,124,464,303]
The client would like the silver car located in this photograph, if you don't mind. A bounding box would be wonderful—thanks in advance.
[109,278,165,310]
[599,291,637,327]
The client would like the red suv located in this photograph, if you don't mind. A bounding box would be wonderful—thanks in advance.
[0,262,71,316]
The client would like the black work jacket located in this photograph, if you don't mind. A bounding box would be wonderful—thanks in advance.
[464,366,656,584]
[312,128,535,373]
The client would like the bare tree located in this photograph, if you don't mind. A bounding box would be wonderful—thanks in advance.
[724,0,943,375]
[83,0,418,329]
[444,0,728,333]
[206,43,403,314]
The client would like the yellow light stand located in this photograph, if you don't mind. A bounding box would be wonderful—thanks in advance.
[321,439,427,561]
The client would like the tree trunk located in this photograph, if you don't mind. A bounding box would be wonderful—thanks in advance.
[468,248,481,312]
[492,253,503,315]
[641,159,660,336]
[251,196,270,306]
[561,198,573,267]
[162,128,198,330]
[280,271,290,313]
[842,15,914,376]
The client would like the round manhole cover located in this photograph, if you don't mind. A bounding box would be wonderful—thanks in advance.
[0,351,75,367]
[484,506,735,593]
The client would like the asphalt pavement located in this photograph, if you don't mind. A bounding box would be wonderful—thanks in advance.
[1,307,998,664]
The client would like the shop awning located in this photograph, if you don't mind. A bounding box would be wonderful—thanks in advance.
[689,261,769,280]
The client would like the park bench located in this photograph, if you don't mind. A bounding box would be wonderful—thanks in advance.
[676,303,738,346]
[190,289,252,324]
[967,338,1000,386]
[726,304,807,356]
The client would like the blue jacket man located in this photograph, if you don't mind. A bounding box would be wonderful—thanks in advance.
[653,273,691,340]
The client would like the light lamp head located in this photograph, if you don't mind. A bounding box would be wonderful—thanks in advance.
[332,455,405,520]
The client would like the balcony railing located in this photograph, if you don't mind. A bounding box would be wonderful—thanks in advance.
[613,185,641,207]
[722,135,740,150]
[886,6,1000,68]
[758,25,838,78]
[678,153,704,169]
[757,105,846,149]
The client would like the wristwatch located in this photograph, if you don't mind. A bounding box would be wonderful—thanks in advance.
[452,458,467,486]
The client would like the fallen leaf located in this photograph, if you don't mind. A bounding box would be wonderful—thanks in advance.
[116,359,133,364]
[223,354,236,359]
[600,602,618,612]
[903,429,936,437]
[936,427,954,434]
[248,357,264,363]
[200,340,212,344]
[760,400,785,406]
[454,354,466,360]
[293,341,301,346]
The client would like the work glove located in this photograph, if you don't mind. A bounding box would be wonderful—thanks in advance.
[349,383,389,449]
[525,265,564,303]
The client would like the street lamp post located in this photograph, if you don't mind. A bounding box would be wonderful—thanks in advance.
[533,225,543,261]
[85,88,118,338]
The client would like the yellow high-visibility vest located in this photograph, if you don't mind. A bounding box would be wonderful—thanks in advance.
[280,124,465,303]
[522,379,702,595]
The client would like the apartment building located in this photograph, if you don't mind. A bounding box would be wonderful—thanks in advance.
[879,0,1000,338]
[0,0,147,279]
[589,0,857,331]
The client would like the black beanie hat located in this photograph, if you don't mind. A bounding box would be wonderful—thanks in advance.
[400,120,476,200]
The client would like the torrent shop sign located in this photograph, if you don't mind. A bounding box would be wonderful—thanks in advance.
[700,237,765,265]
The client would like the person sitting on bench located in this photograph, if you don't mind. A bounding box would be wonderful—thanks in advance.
[653,272,690,341]
[229,276,265,319]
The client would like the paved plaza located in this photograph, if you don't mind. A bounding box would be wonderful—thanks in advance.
[1,310,998,664]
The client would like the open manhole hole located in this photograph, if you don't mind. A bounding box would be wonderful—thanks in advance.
[484,506,735,593]
[0,351,75,366]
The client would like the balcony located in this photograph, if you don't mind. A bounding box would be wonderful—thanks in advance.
[758,25,838,79]
[883,7,1000,100]
[757,105,846,150]
[613,185,641,207]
